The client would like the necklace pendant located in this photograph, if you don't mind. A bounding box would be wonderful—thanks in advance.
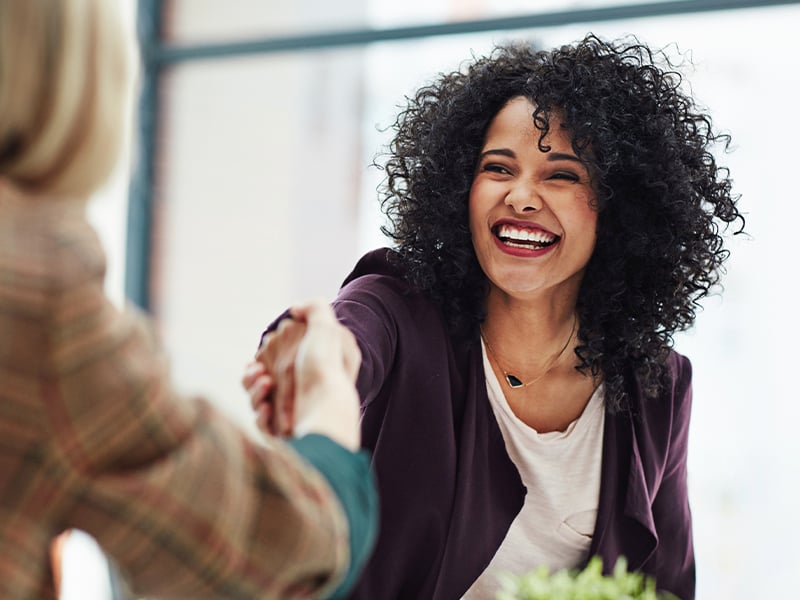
[505,374,524,388]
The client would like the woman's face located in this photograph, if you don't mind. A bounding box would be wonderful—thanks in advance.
[469,96,598,303]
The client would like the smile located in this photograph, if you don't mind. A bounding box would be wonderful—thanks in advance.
[493,224,559,250]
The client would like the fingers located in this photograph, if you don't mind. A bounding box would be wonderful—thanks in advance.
[271,358,295,437]
[243,362,276,435]
[255,402,271,434]
[256,317,305,365]
[250,299,361,444]
[254,317,307,437]
[243,362,272,409]
[288,298,337,326]
[242,361,262,389]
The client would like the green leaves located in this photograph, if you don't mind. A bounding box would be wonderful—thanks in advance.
[495,557,678,600]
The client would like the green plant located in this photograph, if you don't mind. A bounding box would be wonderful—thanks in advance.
[495,557,679,600]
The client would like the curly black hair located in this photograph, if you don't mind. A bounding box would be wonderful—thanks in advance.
[379,33,744,412]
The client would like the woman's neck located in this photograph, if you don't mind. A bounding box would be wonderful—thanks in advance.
[481,289,579,374]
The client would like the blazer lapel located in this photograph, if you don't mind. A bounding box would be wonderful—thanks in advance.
[589,405,657,572]
[623,418,658,569]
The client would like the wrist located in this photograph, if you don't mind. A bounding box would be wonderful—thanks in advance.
[295,377,360,451]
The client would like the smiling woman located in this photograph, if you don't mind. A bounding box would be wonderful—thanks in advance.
[249,34,743,600]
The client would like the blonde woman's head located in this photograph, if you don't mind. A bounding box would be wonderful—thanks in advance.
[0,0,136,199]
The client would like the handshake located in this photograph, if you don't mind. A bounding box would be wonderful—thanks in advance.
[242,300,362,451]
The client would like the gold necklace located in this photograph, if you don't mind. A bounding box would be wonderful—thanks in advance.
[481,315,578,389]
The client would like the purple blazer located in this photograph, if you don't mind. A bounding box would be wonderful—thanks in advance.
[265,248,695,600]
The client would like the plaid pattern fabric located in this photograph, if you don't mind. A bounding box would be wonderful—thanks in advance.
[0,200,349,599]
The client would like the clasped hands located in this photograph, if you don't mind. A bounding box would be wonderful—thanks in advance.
[242,300,362,451]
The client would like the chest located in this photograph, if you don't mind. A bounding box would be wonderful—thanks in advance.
[494,364,599,432]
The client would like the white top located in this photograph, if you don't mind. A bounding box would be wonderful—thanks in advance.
[461,341,605,599]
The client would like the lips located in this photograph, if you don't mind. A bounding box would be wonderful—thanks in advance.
[493,223,559,250]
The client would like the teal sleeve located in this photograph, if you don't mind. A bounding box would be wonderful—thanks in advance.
[288,434,378,599]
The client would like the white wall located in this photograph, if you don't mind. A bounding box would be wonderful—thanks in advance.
[152,0,368,435]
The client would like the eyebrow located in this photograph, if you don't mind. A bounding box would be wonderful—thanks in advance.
[478,148,584,164]
[546,152,583,164]
[479,148,516,160]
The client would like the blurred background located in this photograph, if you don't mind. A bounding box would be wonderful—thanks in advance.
[69,0,800,598]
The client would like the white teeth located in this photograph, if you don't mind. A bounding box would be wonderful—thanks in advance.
[497,224,557,244]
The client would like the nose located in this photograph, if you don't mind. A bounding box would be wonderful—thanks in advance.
[503,181,542,213]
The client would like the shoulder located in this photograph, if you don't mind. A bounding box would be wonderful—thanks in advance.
[628,350,692,407]
[0,203,109,379]
[627,349,693,444]
[666,349,692,390]
[663,349,693,417]
[0,203,105,307]
[338,248,410,302]
[340,247,405,285]
[335,248,439,331]
[334,250,458,383]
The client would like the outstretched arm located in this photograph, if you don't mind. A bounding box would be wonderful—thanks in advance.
[1,218,376,600]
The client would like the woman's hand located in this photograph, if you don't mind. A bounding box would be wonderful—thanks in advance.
[244,300,361,450]
[242,327,301,438]
[249,317,307,437]
[242,359,275,435]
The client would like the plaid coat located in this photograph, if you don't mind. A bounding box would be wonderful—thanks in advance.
[0,199,351,599]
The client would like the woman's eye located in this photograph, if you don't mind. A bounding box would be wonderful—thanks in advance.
[549,171,580,182]
[483,163,511,175]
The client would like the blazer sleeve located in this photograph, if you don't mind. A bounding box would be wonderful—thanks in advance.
[332,275,400,410]
[40,225,369,599]
[650,353,696,600]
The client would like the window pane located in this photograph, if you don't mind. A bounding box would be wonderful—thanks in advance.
[368,0,655,28]
[165,0,368,44]
[153,47,366,432]
[166,0,661,44]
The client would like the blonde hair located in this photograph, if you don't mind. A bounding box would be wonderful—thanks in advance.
[0,0,136,198]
